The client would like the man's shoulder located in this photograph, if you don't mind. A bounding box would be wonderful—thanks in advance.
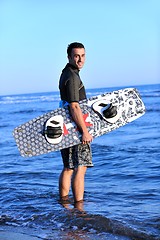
[64,64,78,73]
[62,65,73,75]
[61,64,79,80]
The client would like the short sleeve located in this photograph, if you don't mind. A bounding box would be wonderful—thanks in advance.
[66,77,80,103]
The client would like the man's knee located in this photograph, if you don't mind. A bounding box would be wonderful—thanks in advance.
[62,168,73,175]
[74,166,87,175]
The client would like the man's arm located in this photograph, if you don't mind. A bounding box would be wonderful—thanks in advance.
[69,102,93,144]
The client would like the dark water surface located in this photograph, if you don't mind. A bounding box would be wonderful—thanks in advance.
[0,84,159,239]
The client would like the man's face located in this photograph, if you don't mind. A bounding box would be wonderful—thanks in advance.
[68,48,85,70]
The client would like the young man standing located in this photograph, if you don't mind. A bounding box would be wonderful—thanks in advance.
[59,42,93,206]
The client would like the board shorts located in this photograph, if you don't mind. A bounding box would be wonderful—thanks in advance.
[60,143,93,169]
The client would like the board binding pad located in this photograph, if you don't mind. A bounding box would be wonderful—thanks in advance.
[13,88,145,157]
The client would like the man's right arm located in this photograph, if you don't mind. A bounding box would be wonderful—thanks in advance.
[69,102,93,144]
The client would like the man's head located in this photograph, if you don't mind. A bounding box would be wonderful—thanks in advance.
[67,42,85,70]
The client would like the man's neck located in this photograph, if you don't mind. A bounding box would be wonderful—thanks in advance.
[67,63,79,71]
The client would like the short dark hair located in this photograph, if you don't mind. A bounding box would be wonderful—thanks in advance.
[67,42,85,57]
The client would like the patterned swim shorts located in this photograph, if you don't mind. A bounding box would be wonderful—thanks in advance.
[60,143,93,169]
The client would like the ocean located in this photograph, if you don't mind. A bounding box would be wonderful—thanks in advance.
[0,84,159,240]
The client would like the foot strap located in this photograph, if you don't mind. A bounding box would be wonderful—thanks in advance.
[45,126,62,139]
[103,104,117,118]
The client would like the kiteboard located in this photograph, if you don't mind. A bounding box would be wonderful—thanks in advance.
[13,88,145,157]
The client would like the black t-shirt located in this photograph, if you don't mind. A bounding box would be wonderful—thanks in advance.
[59,64,86,103]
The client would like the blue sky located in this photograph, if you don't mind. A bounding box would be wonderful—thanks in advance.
[0,0,159,95]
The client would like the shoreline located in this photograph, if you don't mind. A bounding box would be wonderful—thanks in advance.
[0,230,41,240]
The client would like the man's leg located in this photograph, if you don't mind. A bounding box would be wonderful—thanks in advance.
[59,168,73,200]
[72,166,87,202]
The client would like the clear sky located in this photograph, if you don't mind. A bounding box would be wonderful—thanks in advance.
[0,0,159,95]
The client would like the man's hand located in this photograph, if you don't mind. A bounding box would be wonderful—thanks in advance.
[69,102,93,144]
[81,130,93,144]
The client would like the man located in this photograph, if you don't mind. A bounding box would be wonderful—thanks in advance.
[59,42,93,206]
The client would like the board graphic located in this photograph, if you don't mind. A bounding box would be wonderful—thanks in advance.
[13,88,145,157]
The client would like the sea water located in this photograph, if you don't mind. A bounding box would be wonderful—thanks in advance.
[0,84,159,239]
